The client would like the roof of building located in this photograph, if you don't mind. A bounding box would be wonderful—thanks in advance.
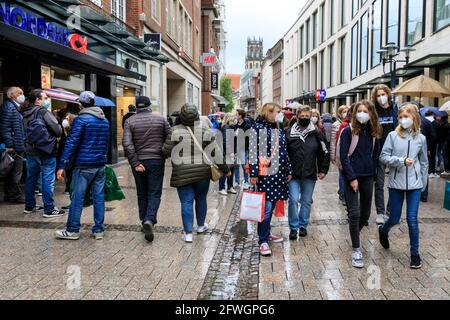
[224,74,241,91]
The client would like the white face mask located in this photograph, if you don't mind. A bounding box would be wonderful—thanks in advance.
[377,95,389,106]
[311,116,318,124]
[356,112,370,124]
[426,116,434,123]
[276,113,284,123]
[15,94,25,105]
[62,119,70,129]
[341,112,348,119]
[400,117,414,129]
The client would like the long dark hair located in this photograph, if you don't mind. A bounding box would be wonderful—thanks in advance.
[351,100,382,138]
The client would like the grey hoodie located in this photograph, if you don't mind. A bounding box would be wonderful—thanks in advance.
[380,130,428,191]
[80,107,106,120]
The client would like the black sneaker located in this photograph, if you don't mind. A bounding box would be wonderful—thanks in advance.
[299,227,308,237]
[24,205,44,214]
[143,221,154,242]
[410,255,422,269]
[43,208,65,218]
[378,225,390,249]
[289,229,298,240]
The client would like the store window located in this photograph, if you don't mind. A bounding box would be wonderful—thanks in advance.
[434,0,450,31]
[439,67,450,106]
[187,82,194,105]
[406,0,425,46]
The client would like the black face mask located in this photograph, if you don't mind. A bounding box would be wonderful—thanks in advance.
[298,118,310,128]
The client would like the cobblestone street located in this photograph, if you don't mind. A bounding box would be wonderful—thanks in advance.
[0,161,449,300]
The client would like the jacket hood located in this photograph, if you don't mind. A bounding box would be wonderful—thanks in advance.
[80,107,106,120]
[22,105,41,118]
[180,105,199,126]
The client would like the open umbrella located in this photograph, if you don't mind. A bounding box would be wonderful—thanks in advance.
[95,97,115,107]
[392,75,450,100]
[44,88,80,104]
[440,100,450,112]
[419,106,448,118]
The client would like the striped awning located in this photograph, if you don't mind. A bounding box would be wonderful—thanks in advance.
[43,88,79,103]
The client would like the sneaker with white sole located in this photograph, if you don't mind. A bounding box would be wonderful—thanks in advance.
[43,208,65,218]
[93,232,104,240]
[182,233,193,243]
[269,234,284,243]
[376,214,385,225]
[228,187,237,194]
[219,189,228,196]
[55,230,80,240]
[259,243,272,256]
[24,205,44,214]
[352,250,364,268]
[197,224,209,234]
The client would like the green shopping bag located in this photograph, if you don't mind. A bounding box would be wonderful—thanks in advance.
[444,181,450,211]
[70,166,125,208]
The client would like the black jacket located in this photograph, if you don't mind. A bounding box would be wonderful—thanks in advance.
[287,123,330,181]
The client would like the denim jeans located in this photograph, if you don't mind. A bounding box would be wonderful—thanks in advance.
[66,167,105,234]
[258,200,275,245]
[177,180,210,233]
[288,179,316,231]
[25,155,56,214]
[344,176,373,249]
[375,161,387,215]
[132,159,165,225]
[219,173,233,191]
[338,171,345,199]
[381,189,421,256]
[421,177,429,201]
[234,152,249,184]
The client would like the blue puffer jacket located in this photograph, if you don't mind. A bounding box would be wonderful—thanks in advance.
[0,99,25,153]
[59,107,110,169]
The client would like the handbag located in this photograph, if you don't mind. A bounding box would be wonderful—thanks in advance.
[0,151,14,178]
[444,181,450,211]
[274,200,285,218]
[258,130,280,177]
[240,186,266,222]
[186,126,222,182]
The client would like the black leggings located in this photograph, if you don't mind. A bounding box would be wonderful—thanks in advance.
[344,176,374,249]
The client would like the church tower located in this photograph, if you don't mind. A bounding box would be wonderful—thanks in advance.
[245,37,263,70]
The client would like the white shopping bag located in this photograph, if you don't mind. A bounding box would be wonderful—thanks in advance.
[239,190,266,223]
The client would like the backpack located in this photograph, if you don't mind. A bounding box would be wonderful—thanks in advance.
[335,127,375,171]
[26,108,56,155]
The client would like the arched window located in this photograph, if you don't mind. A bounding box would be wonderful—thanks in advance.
[249,62,253,69]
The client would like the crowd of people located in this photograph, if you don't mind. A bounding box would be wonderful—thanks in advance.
[1,84,449,271]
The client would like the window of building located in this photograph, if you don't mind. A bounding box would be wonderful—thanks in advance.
[372,0,382,67]
[341,0,347,28]
[306,19,310,54]
[387,0,400,45]
[435,0,450,31]
[351,23,359,79]
[111,0,126,22]
[300,26,304,58]
[320,50,324,88]
[330,0,335,35]
[320,4,325,43]
[313,12,318,49]
[89,0,102,7]
[407,0,425,45]
[165,0,171,34]
[339,36,346,84]
[188,82,194,104]
[360,11,369,74]
[152,0,161,23]
[329,43,335,87]
[352,0,359,17]
[195,29,200,63]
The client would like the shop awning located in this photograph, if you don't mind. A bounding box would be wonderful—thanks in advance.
[408,54,450,68]
[0,22,146,81]
[44,88,79,103]
[211,94,229,106]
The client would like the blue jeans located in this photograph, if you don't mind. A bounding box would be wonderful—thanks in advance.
[25,155,56,214]
[177,180,210,233]
[258,201,275,245]
[288,179,316,230]
[132,159,165,225]
[66,167,105,233]
[234,152,249,184]
[338,171,345,199]
[381,189,421,256]
[219,173,233,191]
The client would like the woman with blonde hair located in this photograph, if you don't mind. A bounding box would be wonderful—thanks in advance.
[340,100,381,268]
[249,102,292,256]
[378,104,428,269]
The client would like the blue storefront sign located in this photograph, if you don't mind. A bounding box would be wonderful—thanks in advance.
[316,88,327,102]
[0,2,87,52]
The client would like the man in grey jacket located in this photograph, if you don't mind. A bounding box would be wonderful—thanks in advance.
[123,96,171,242]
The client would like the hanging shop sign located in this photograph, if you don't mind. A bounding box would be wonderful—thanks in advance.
[144,33,161,51]
[201,53,217,67]
[211,72,219,90]
[316,89,326,102]
[0,2,88,54]
[41,65,51,89]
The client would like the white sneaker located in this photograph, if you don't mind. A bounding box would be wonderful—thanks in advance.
[55,230,80,240]
[233,182,240,189]
[242,182,250,190]
[228,187,238,194]
[429,173,438,179]
[352,250,364,268]
[182,233,193,243]
[376,214,385,225]
[219,189,228,196]
[441,171,450,178]
[197,224,209,234]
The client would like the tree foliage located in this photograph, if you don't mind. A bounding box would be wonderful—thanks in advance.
[220,77,234,113]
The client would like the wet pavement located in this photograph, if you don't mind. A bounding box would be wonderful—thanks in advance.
[0,161,449,300]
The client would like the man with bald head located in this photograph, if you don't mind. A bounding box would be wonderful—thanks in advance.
[0,87,26,203]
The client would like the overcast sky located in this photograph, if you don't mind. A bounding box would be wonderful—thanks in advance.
[224,0,307,75]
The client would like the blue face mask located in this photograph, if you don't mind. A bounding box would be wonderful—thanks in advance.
[42,100,51,109]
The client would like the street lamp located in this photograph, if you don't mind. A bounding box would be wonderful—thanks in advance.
[377,42,416,90]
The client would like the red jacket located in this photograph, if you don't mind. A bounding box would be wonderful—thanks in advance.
[337,116,352,142]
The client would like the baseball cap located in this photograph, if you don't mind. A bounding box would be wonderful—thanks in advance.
[77,91,96,105]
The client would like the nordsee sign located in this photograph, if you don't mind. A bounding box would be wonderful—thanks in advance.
[0,2,88,53]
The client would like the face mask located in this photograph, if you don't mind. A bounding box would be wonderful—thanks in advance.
[341,113,348,119]
[356,112,370,124]
[42,100,51,109]
[298,118,310,127]
[311,117,318,124]
[15,94,25,105]
[377,95,389,106]
[62,119,70,129]
[276,113,284,123]
[426,116,434,122]
[400,118,414,129]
